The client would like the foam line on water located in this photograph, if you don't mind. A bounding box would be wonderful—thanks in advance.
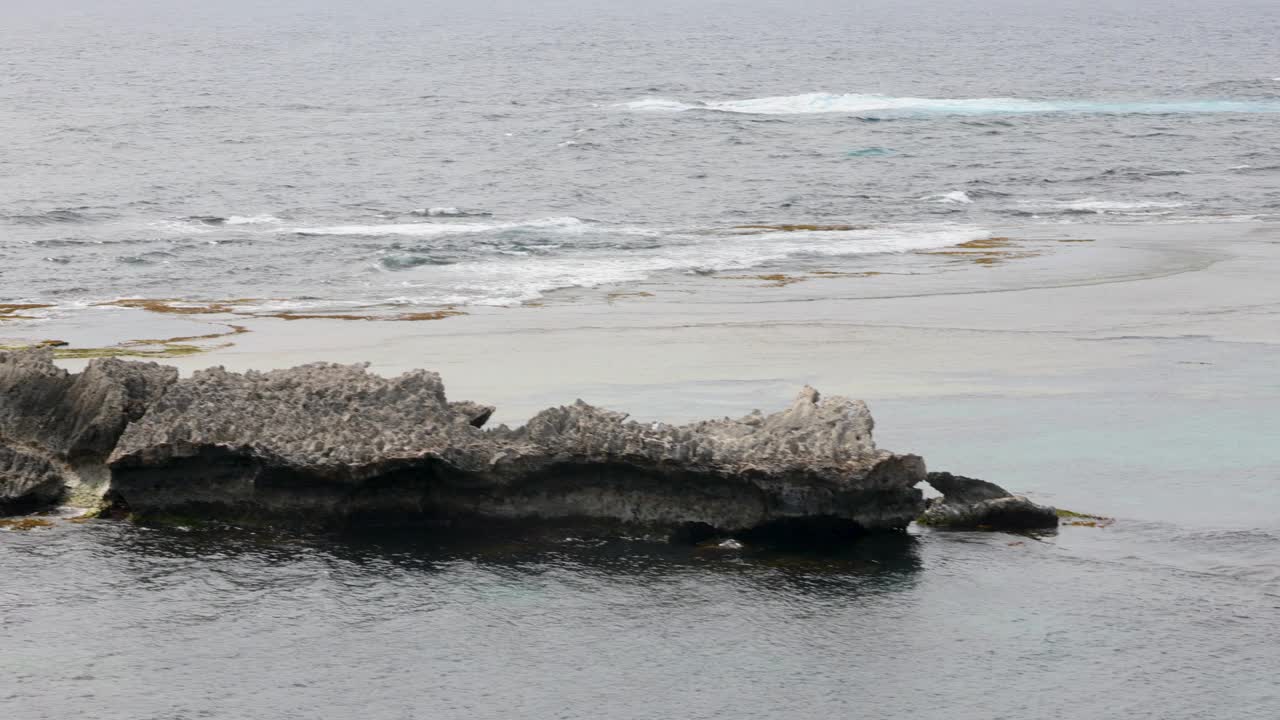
[386,224,990,306]
[622,93,1280,116]
[292,216,588,237]
[1054,198,1185,212]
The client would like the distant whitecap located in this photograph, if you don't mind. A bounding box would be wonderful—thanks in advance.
[925,191,974,204]
[292,216,588,238]
[410,207,493,218]
[1053,198,1185,213]
[622,92,1280,117]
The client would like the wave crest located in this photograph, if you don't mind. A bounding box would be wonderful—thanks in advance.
[386,223,990,306]
[622,93,1280,116]
[292,216,588,238]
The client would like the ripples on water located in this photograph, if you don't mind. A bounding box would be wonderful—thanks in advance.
[2,520,1278,719]
[3,1,1280,716]
[1,0,1279,310]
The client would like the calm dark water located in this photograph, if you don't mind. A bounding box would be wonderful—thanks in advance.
[1,0,1278,309]
[2,519,1277,720]
[3,386,1280,719]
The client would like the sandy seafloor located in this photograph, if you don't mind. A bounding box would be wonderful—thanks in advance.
[4,221,1280,719]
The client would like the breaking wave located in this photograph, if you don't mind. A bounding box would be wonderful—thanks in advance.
[925,191,974,205]
[380,223,989,306]
[410,207,493,218]
[190,214,283,226]
[292,216,590,238]
[623,93,1280,117]
[1051,198,1186,214]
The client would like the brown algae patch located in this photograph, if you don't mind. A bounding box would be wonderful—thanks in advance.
[96,298,260,315]
[1057,508,1115,528]
[0,518,55,531]
[953,236,1015,249]
[718,270,885,287]
[726,273,809,287]
[0,342,216,360]
[260,310,465,322]
[97,298,464,324]
[0,303,54,320]
[128,324,250,345]
[731,224,865,233]
[1,322,247,360]
[924,237,1044,266]
[606,291,655,304]
[809,270,883,278]
[52,344,213,360]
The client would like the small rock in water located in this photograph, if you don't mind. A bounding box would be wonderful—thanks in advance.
[919,472,1059,530]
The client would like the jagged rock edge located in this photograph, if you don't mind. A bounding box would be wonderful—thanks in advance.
[2,350,929,541]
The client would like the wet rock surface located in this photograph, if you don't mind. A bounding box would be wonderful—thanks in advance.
[920,472,1059,530]
[3,349,928,541]
[0,445,65,513]
[0,349,176,512]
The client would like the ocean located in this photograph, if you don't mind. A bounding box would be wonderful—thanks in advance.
[2,0,1278,311]
[3,1,1280,718]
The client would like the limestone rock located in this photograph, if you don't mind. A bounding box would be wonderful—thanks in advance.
[925,471,1011,504]
[920,472,1058,530]
[0,445,65,513]
[2,348,930,540]
[0,349,176,512]
[109,369,926,535]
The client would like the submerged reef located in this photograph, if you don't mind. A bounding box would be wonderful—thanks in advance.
[2,348,958,543]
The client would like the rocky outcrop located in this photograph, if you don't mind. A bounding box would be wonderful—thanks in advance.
[1,348,929,541]
[107,367,926,536]
[0,445,65,514]
[919,472,1058,530]
[0,349,176,512]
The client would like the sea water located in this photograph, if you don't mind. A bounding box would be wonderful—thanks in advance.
[2,2,1279,717]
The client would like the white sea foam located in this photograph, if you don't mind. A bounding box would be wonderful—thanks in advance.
[225,215,282,225]
[409,207,492,218]
[293,216,588,237]
[1053,198,1185,213]
[387,224,989,306]
[622,93,1280,116]
[162,214,283,232]
[622,98,699,112]
[926,191,974,204]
